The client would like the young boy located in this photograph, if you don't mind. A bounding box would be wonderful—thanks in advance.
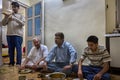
[78,35,111,80]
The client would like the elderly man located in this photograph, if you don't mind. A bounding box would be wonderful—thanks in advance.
[20,37,48,70]
[45,32,77,74]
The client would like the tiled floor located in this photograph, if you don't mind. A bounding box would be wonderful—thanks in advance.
[0,65,41,80]
[0,56,42,80]
[111,74,120,80]
[0,56,120,80]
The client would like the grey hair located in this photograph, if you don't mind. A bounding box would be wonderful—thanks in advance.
[33,37,41,42]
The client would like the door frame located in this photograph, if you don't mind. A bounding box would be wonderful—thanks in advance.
[25,0,45,56]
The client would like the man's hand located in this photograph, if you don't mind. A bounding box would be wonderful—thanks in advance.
[93,73,102,80]
[31,65,38,70]
[43,62,47,70]
[2,13,12,21]
[8,15,12,21]
[2,13,11,17]
[78,70,83,79]
[35,62,39,66]
[63,65,72,70]
[19,65,25,70]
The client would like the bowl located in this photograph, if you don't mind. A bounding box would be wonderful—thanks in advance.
[47,72,66,80]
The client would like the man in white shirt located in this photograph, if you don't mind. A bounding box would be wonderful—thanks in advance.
[20,37,48,70]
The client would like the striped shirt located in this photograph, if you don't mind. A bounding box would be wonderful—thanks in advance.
[81,46,111,67]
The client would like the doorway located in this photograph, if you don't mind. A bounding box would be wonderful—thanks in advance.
[1,0,44,64]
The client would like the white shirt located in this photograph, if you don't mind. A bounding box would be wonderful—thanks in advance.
[27,44,48,65]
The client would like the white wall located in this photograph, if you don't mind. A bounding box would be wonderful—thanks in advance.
[44,0,106,61]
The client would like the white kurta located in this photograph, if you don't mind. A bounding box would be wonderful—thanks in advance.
[23,44,48,66]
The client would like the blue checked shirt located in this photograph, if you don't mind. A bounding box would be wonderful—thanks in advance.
[45,41,77,64]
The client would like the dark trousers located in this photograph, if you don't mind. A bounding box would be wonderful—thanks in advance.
[72,65,111,80]
[47,62,72,74]
[7,36,23,65]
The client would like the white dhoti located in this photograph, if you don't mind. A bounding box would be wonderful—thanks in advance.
[22,58,45,66]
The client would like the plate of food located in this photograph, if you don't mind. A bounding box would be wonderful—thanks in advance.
[18,76,26,80]
[18,69,32,74]
[0,68,8,74]
[46,72,66,80]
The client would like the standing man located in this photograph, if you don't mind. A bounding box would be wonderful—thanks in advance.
[45,32,77,74]
[77,35,111,80]
[2,2,25,66]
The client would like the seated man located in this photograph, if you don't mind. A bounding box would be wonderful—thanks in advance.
[74,35,111,80]
[20,37,48,70]
[45,32,77,74]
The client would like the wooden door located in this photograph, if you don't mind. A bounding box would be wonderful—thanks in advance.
[25,1,44,55]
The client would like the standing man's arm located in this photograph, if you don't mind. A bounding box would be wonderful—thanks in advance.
[2,14,10,26]
[12,14,25,26]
